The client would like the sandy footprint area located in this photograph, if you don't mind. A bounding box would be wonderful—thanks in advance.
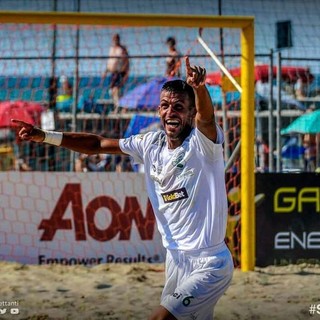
[0,261,319,319]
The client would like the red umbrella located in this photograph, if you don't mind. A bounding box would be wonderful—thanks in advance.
[206,64,314,86]
[0,101,37,128]
[17,100,44,125]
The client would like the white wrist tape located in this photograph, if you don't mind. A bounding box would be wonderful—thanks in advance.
[43,130,63,146]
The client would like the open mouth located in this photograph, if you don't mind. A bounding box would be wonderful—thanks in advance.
[165,119,180,128]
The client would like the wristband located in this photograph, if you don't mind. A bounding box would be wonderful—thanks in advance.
[43,130,63,146]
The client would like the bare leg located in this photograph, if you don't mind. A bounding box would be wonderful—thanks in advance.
[112,87,120,113]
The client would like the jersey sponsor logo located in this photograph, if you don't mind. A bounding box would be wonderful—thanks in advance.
[161,187,188,203]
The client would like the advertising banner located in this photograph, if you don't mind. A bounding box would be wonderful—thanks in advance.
[0,172,166,265]
[256,173,320,266]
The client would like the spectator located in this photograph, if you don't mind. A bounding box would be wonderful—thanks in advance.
[303,134,317,172]
[165,36,181,77]
[115,155,134,172]
[294,78,307,99]
[48,76,58,110]
[76,153,113,172]
[103,33,129,113]
[15,157,32,171]
[75,153,87,172]
[41,103,56,131]
[255,138,269,172]
[77,93,98,113]
[281,136,305,171]
[56,76,73,112]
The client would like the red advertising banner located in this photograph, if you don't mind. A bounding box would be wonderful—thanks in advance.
[0,172,166,265]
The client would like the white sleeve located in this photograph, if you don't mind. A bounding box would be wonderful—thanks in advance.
[215,123,225,144]
[119,132,157,164]
[119,136,144,164]
[194,124,225,161]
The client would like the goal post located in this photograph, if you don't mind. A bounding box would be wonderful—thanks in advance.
[240,23,255,272]
[0,11,255,271]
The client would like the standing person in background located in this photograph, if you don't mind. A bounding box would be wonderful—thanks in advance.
[294,78,307,99]
[303,133,317,172]
[48,76,58,111]
[103,33,130,113]
[56,76,73,112]
[75,153,113,172]
[13,56,234,320]
[165,36,181,77]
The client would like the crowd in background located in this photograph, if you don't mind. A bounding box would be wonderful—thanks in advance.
[1,32,319,173]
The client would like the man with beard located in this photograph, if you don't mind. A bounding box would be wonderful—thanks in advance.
[13,56,234,320]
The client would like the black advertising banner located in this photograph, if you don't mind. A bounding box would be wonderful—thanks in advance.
[256,173,320,267]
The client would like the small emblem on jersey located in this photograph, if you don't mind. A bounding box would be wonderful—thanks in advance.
[135,134,145,140]
[161,187,188,203]
[152,164,162,174]
[172,151,185,169]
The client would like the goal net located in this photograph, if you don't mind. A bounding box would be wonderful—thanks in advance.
[0,10,255,270]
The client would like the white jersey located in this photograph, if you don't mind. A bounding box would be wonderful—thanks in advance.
[119,126,228,251]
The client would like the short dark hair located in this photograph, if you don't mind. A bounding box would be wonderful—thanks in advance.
[161,80,195,108]
[166,37,176,46]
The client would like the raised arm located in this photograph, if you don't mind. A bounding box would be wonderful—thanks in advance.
[11,119,124,155]
[185,56,217,142]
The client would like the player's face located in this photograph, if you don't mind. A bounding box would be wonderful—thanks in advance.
[158,90,196,148]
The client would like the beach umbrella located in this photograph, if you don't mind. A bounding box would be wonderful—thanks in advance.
[206,73,306,110]
[281,109,320,168]
[206,64,314,86]
[119,76,178,110]
[0,100,36,128]
[124,114,160,138]
[16,100,44,125]
[280,109,320,135]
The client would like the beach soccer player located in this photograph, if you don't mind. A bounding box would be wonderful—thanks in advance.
[12,56,234,320]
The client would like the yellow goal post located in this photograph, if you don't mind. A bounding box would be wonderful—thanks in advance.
[0,11,255,271]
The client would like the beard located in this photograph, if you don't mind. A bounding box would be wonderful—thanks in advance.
[164,122,193,142]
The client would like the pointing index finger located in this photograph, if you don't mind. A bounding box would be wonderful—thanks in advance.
[11,119,32,128]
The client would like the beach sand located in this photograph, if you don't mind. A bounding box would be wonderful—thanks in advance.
[1,261,319,319]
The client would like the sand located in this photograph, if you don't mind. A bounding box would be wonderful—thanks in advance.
[1,261,319,320]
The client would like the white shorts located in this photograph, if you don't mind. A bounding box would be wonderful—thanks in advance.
[160,242,234,320]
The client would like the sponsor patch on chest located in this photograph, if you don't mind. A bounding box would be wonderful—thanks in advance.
[161,187,188,203]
